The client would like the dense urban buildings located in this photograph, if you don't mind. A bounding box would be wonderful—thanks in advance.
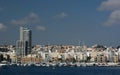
[0,27,120,66]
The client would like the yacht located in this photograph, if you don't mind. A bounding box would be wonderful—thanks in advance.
[0,61,8,67]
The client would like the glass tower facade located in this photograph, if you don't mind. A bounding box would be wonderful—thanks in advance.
[16,27,32,57]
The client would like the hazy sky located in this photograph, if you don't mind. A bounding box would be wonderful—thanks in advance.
[0,0,120,46]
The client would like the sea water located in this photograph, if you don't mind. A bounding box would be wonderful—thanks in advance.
[0,66,120,75]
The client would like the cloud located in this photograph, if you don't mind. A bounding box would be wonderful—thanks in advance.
[104,10,120,26]
[11,12,41,25]
[53,12,67,19]
[98,0,120,26]
[36,26,46,31]
[98,0,120,11]
[0,23,7,31]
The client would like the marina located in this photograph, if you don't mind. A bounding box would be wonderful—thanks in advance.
[0,62,120,68]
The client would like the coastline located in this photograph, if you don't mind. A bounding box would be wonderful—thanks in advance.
[1,62,120,68]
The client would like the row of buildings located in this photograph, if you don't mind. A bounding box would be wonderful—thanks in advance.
[0,27,120,65]
[0,44,120,64]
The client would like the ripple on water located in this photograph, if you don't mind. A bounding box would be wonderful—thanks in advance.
[0,66,120,75]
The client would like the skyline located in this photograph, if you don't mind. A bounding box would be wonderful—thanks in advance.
[0,0,120,46]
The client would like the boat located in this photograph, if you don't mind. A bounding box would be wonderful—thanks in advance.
[0,61,8,67]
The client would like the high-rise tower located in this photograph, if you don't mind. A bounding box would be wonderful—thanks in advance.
[16,27,32,57]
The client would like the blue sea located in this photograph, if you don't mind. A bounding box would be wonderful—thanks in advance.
[0,66,120,75]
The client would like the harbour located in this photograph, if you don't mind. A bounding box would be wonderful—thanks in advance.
[0,0,120,75]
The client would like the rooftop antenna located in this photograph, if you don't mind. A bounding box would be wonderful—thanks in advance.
[78,40,81,52]
[3,40,7,48]
[78,40,81,47]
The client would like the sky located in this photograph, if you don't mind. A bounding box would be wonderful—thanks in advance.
[0,0,120,47]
